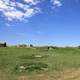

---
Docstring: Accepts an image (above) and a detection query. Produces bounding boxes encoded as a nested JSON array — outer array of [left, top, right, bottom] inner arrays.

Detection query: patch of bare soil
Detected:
[[15, 68, 80, 80], [57, 68, 80, 80], [17, 76, 29, 80]]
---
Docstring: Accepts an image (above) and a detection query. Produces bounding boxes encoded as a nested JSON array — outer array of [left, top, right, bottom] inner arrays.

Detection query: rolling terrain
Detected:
[[0, 47, 80, 80]]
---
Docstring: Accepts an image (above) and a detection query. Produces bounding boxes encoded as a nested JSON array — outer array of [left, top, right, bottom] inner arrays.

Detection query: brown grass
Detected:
[[16, 68, 80, 80]]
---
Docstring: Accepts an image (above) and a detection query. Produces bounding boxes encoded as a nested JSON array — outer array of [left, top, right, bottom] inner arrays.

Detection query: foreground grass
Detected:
[[0, 47, 80, 80]]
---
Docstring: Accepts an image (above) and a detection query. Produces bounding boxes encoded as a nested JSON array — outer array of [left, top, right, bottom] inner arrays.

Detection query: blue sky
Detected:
[[0, 0, 80, 46]]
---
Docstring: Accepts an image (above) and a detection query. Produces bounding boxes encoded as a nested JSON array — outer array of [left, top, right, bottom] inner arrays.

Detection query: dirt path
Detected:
[[62, 68, 80, 80], [1, 68, 80, 80], [17, 68, 80, 80]]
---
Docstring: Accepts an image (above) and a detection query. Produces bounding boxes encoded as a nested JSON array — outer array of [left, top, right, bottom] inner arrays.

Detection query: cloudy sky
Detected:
[[0, 0, 80, 46]]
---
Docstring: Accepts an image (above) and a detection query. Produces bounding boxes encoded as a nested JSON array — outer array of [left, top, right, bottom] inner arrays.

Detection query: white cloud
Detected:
[[51, 0, 62, 7], [0, 0, 40, 21], [24, 0, 40, 5], [0, 0, 62, 21]]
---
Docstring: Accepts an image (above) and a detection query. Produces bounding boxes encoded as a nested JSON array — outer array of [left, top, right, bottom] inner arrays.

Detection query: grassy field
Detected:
[[0, 47, 80, 80]]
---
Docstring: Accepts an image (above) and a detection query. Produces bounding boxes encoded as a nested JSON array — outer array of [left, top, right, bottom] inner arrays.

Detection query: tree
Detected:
[[4, 42, 7, 47]]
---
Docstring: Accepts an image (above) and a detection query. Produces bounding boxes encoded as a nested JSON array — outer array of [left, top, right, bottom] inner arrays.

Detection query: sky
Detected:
[[0, 0, 80, 46]]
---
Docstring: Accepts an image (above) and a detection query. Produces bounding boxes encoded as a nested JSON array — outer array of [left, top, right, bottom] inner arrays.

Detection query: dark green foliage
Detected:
[[78, 46, 80, 49], [15, 62, 48, 72], [4, 42, 7, 47], [30, 44, 33, 47], [0, 42, 7, 47]]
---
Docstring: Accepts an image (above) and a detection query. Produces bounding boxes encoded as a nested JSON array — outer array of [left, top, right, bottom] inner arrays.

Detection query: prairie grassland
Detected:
[[0, 47, 80, 80]]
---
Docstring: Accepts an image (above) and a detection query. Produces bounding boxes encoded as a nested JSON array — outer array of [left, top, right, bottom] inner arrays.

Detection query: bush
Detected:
[[78, 46, 80, 49], [15, 62, 48, 73]]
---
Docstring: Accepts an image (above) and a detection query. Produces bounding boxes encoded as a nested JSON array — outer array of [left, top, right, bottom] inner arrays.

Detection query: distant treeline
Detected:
[[0, 42, 7, 47], [0, 42, 80, 49]]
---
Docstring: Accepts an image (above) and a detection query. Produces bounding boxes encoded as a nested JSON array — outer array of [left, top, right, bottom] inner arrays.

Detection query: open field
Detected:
[[0, 47, 80, 80]]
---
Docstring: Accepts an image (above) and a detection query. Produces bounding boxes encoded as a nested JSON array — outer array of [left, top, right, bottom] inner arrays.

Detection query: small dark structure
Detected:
[[0, 42, 7, 47]]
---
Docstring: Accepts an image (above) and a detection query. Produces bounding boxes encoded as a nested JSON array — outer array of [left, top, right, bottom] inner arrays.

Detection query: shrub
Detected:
[[78, 46, 80, 49], [15, 62, 48, 73]]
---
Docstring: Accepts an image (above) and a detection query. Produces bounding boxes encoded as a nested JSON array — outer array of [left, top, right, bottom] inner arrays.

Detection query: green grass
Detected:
[[0, 47, 80, 80]]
